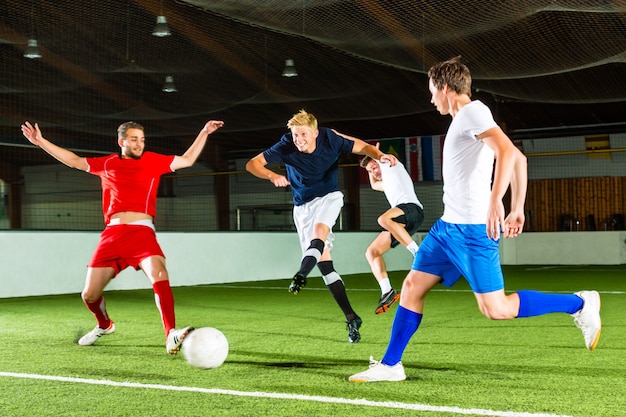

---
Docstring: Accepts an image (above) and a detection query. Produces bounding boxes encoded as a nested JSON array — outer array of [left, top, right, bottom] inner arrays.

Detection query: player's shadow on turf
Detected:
[[227, 350, 386, 368]]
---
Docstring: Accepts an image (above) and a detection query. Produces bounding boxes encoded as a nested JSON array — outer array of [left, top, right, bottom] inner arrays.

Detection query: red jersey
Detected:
[[86, 152, 175, 224]]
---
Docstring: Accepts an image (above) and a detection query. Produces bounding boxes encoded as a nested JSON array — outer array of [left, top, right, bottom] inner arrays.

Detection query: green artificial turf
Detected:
[[1, 265, 624, 416]]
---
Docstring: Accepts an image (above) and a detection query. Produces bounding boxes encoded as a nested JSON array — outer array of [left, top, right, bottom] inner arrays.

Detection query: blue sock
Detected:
[[381, 305, 422, 366], [517, 290, 583, 317]]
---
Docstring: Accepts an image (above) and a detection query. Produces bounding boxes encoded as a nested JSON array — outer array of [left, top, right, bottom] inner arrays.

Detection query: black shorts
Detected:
[[388, 203, 424, 248]]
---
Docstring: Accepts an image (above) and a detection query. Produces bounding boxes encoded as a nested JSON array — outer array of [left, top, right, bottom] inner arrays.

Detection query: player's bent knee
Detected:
[[365, 247, 381, 261], [401, 275, 425, 298], [377, 216, 392, 229], [81, 291, 99, 304]]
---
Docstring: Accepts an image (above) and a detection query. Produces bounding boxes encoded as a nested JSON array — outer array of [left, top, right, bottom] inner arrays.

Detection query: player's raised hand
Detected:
[[21, 121, 44, 146], [202, 120, 224, 135]]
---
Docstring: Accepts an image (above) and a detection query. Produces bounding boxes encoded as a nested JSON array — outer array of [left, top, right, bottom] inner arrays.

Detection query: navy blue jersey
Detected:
[[263, 127, 355, 206]]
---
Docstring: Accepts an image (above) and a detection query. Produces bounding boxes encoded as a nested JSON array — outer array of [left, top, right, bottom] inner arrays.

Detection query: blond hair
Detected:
[[286, 109, 318, 131]]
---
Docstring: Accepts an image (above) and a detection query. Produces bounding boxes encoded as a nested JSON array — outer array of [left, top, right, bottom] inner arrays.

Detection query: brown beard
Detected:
[[123, 149, 143, 159]]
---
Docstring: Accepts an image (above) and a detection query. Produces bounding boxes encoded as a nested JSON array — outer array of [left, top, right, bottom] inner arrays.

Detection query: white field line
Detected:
[[0, 371, 575, 417]]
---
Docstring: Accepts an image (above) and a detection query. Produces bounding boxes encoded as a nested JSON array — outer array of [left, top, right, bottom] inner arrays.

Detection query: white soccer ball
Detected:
[[182, 327, 229, 369]]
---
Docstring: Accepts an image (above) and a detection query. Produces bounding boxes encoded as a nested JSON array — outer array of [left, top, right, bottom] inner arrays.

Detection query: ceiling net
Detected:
[[1, 0, 625, 162]]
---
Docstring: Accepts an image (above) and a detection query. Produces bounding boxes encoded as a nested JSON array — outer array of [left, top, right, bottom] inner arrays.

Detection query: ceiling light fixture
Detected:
[[24, 4, 41, 59], [152, 15, 171, 37], [282, 0, 304, 78], [282, 59, 298, 77], [162, 75, 177, 92], [24, 39, 41, 59]]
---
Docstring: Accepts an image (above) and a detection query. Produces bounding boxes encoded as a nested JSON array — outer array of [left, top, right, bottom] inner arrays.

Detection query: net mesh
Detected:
[[1, 0, 625, 232], [1, 0, 625, 155]]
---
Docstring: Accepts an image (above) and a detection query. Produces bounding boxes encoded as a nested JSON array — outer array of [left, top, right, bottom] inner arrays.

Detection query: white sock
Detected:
[[379, 277, 392, 294], [406, 241, 419, 256]]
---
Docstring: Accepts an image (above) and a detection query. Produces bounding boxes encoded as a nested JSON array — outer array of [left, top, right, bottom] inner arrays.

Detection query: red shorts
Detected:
[[88, 224, 165, 275]]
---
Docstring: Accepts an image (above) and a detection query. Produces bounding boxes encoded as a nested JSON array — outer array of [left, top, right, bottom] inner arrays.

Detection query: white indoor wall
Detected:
[[0, 231, 416, 298], [2, 230, 625, 299]]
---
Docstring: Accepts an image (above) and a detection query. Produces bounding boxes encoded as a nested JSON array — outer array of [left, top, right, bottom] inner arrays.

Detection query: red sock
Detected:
[[153, 280, 176, 337], [84, 296, 112, 329]]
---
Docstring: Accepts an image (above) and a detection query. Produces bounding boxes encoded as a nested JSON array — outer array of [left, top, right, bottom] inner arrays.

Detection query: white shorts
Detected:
[[293, 191, 344, 253]]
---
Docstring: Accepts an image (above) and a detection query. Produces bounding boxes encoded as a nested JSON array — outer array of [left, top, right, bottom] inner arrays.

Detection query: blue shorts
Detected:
[[412, 219, 503, 294]]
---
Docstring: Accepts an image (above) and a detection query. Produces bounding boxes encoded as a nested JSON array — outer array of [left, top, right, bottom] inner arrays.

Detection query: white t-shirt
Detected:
[[379, 162, 422, 209], [441, 100, 498, 224]]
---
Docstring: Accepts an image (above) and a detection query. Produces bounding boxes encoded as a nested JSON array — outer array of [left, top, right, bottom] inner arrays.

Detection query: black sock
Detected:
[[296, 238, 324, 277], [319, 260, 357, 321]]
